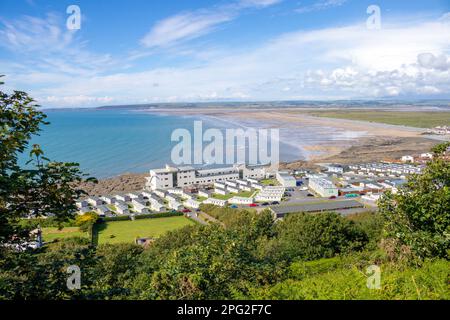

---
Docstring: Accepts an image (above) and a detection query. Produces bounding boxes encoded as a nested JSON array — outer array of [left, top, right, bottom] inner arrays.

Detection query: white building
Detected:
[[198, 190, 212, 198], [168, 200, 183, 211], [95, 205, 111, 217], [184, 198, 201, 209], [276, 172, 297, 187], [132, 199, 150, 214], [115, 201, 130, 215], [325, 164, 345, 174], [76, 200, 88, 208], [77, 207, 91, 215], [203, 198, 227, 207], [401, 155, 414, 163], [115, 194, 131, 202], [215, 188, 228, 196], [151, 202, 165, 212], [153, 189, 167, 198], [228, 197, 254, 205], [145, 164, 270, 190], [255, 186, 285, 202], [100, 196, 115, 204], [214, 182, 226, 189], [420, 153, 433, 160], [227, 186, 239, 194], [87, 197, 103, 206], [308, 178, 338, 197]]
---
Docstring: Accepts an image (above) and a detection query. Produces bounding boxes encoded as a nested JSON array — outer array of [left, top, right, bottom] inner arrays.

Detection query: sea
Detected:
[[17, 102, 450, 178], [20, 108, 310, 178]]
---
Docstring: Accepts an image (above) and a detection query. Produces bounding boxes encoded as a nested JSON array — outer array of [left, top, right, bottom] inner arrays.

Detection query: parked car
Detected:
[[307, 193, 314, 197], [248, 203, 258, 207], [261, 202, 270, 206], [329, 196, 337, 199], [271, 201, 280, 205], [230, 205, 238, 209], [181, 209, 191, 213]]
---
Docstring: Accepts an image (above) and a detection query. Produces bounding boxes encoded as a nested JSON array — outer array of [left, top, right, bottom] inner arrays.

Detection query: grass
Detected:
[[212, 190, 255, 200], [95, 216, 194, 244], [42, 227, 87, 242], [309, 110, 450, 128], [260, 178, 279, 186]]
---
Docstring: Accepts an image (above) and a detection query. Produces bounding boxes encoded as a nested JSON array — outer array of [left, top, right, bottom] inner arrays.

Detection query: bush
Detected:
[[270, 212, 368, 261]]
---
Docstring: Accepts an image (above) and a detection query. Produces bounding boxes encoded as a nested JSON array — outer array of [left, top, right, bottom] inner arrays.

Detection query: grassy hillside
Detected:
[[309, 110, 450, 128]]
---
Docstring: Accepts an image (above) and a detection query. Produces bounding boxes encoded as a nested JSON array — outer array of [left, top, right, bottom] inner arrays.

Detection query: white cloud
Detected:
[[296, 0, 348, 14], [140, 0, 282, 49]]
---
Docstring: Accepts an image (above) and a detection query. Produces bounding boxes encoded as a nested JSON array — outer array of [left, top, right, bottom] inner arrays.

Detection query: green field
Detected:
[[43, 216, 194, 244], [212, 190, 255, 200], [309, 110, 450, 128], [96, 216, 194, 244], [42, 227, 87, 241]]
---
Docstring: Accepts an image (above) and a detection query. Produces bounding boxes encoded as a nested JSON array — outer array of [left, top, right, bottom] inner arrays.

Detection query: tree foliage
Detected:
[[0, 80, 96, 244], [378, 142, 450, 259]]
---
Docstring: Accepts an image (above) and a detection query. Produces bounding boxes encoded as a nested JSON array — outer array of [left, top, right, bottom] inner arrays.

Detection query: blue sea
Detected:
[[21, 109, 306, 178]]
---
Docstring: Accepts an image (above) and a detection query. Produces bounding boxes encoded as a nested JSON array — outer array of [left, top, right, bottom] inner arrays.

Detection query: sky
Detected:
[[0, 0, 449, 107]]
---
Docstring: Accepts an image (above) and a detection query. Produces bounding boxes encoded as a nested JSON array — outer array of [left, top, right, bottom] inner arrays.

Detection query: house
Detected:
[[95, 205, 112, 217], [255, 186, 285, 202], [276, 171, 297, 187], [115, 201, 130, 215], [127, 193, 144, 200], [198, 190, 212, 198], [215, 188, 228, 196], [420, 153, 433, 160], [132, 199, 150, 214], [168, 200, 183, 211], [228, 197, 254, 205], [227, 186, 239, 194], [77, 207, 91, 215], [100, 196, 115, 204], [308, 178, 338, 197], [87, 196, 103, 206], [214, 182, 226, 189], [203, 198, 227, 207], [76, 200, 88, 208], [325, 164, 345, 174], [225, 181, 238, 188], [184, 198, 201, 209], [151, 202, 165, 212], [238, 184, 252, 192], [115, 194, 131, 202], [153, 189, 167, 198], [401, 155, 414, 163]]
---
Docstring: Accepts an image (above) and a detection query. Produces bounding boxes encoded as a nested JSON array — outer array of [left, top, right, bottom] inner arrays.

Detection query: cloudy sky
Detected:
[[1, 0, 449, 107]]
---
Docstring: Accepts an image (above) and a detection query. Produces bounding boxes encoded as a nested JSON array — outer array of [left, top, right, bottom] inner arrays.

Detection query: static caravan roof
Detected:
[[270, 200, 363, 218]]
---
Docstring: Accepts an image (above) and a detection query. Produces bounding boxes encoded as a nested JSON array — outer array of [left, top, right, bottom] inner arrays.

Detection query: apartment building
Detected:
[[145, 164, 269, 190]]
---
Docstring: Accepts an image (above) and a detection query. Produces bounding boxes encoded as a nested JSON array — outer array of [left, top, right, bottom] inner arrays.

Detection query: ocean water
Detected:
[[20, 109, 304, 178]]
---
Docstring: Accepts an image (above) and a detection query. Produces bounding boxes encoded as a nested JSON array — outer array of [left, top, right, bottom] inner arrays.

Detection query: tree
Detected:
[[0, 78, 96, 245], [270, 212, 368, 261], [75, 212, 99, 244], [378, 142, 450, 260]]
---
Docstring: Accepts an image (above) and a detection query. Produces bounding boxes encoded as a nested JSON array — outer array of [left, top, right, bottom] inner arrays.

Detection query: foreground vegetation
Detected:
[[309, 110, 450, 128]]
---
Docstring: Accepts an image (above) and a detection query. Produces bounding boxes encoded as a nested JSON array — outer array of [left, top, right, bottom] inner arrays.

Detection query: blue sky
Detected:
[[1, 0, 449, 107]]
